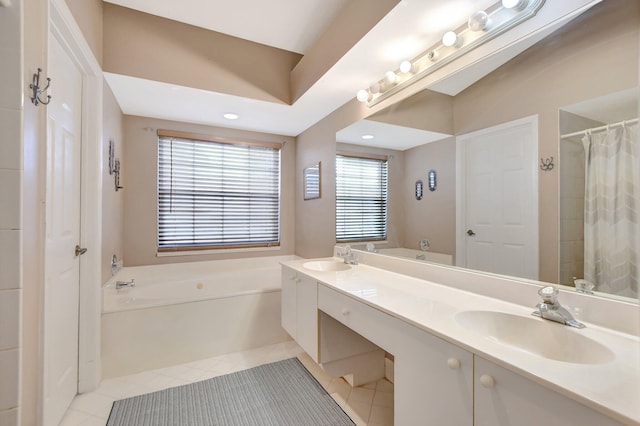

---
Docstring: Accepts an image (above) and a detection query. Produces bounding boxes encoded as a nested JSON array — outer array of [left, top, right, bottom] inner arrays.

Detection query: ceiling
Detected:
[[103, 0, 502, 137], [102, 0, 597, 139], [103, 0, 349, 55], [336, 120, 451, 151]]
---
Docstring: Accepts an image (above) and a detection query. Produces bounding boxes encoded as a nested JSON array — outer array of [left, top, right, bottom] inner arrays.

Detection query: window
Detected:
[[157, 130, 281, 251], [335, 152, 388, 242]]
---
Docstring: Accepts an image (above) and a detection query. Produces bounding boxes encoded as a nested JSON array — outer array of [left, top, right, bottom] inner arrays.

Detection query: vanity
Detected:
[[281, 250, 640, 426]]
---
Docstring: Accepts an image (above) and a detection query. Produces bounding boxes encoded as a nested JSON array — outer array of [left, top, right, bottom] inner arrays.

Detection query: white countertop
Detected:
[[281, 258, 640, 426]]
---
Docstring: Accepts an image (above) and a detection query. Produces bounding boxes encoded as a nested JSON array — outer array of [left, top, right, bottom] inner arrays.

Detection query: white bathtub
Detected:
[[101, 255, 299, 378], [377, 247, 453, 265]]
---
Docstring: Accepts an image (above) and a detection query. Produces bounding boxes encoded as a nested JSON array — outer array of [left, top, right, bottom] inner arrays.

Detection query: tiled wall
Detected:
[[0, 0, 23, 424]]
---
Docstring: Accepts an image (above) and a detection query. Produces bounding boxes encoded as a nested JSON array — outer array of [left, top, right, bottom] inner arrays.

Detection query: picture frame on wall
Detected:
[[303, 161, 321, 200]]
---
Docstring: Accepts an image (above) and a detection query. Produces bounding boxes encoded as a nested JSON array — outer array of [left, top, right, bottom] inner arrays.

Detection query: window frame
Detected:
[[156, 129, 282, 253]]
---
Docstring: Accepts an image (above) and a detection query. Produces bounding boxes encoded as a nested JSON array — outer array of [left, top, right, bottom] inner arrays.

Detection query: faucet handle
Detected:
[[538, 286, 558, 304]]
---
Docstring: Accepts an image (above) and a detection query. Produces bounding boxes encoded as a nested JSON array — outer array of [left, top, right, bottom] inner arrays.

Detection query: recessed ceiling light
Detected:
[[362, 134, 375, 140], [223, 113, 239, 120]]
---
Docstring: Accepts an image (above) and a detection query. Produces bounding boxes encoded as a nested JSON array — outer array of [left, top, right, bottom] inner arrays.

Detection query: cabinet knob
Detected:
[[480, 374, 495, 388], [341, 308, 350, 316], [447, 358, 461, 370]]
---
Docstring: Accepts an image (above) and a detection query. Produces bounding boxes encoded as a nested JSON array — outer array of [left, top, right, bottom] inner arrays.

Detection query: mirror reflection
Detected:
[[336, 1, 639, 301]]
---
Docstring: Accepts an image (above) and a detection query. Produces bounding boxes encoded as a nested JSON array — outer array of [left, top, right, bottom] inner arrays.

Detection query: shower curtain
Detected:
[[582, 123, 639, 298]]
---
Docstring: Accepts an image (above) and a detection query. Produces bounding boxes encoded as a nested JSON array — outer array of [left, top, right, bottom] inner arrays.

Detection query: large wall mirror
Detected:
[[335, 0, 639, 302]]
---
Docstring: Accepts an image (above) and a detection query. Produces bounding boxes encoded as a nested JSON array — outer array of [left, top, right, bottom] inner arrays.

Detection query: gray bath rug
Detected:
[[106, 357, 355, 426]]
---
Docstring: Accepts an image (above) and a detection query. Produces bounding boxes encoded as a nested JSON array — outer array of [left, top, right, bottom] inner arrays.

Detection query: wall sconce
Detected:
[[356, 0, 544, 107], [30, 68, 51, 106], [109, 139, 123, 191]]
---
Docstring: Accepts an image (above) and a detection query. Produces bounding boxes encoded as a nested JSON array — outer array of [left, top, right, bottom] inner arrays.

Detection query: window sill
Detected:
[[157, 245, 282, 258]]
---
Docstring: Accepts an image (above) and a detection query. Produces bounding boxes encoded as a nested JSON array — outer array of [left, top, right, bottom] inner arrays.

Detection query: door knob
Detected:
[[75, 245, 88, 256], [467, 229, 476, 236]]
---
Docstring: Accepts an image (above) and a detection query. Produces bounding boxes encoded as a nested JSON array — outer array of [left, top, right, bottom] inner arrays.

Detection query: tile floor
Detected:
[[59, 341, 394, 426]]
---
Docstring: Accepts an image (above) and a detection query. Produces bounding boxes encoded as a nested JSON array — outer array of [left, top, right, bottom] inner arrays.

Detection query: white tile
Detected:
[[0, 109, 22, 170], [69, 393, 114, 419], [0, 407, 18, 426], [0, 170, 20, 230], [0, 290, 20, 350], [0, 49, 22, 110], [0, 349, 19, 411], [58, 409, 93, 426], [0, 230, 20, 290]]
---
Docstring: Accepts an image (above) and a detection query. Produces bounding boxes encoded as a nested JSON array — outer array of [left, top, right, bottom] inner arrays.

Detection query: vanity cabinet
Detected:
[[281, 266, 318, 361], [474, 356, 624, 426], [318, 284, 473, 425]]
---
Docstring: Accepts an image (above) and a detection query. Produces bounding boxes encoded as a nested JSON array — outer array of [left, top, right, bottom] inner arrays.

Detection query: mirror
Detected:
[[335, 1, 639, 302]]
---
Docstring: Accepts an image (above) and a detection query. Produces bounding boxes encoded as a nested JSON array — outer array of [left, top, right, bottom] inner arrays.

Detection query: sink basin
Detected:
[[303, 260, 351, 272], [456, 310, 615, 365]]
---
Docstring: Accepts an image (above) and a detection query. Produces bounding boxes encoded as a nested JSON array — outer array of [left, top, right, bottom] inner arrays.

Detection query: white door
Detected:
[[456, 116, 538, 280], [43, 34, 83, 426]]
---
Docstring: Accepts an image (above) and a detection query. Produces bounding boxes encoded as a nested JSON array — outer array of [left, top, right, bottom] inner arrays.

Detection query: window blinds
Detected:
[[335, 154, 388, 242], [158, 135, 281, 251]]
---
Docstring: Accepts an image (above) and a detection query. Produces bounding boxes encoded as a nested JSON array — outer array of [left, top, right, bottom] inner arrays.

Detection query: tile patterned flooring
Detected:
[[60, 341, 394, 426]]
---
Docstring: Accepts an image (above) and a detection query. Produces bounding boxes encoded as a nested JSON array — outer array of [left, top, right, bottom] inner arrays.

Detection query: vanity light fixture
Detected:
[[468, 10, 491, 31], [356, 0, 544, 106], [357, 89, 371, 102], [223, 113, 240, 120], [442, 31, 460, 47], [400, 60, 416, 74], [384, 71, 398, 85], [502, 0, 528, 10]]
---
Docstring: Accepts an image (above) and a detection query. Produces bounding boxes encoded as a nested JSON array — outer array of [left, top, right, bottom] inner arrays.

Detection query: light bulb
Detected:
[[369, 82, 381, 94], [356, 89, 370, 103], [442, 31, 459, 47], [502, 0, 527, 10], [385, 71, 398, 85], [399, 60, 415, 74], [468, 10, 490, 31]]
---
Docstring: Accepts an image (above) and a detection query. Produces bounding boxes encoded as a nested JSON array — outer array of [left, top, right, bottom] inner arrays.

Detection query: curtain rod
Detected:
[[560, 118, 638, 139]]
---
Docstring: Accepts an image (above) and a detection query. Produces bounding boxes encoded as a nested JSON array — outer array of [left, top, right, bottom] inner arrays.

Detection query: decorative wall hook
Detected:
[[114, 159, 123, 191], [30, 68, 51, 106], [108, 139, 115, 175], [540, 157, 554, 171]]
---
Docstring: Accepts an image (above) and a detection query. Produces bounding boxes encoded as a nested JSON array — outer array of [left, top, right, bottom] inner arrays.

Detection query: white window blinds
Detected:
[[335, 153, 388, 242], [158, 132, 281, 251]]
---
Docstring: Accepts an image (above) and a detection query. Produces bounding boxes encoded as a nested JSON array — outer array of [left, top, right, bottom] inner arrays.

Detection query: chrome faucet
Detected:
[[115, 279, 135, 290], [338, 245, 358, 265], [532, 286, 585, 328]]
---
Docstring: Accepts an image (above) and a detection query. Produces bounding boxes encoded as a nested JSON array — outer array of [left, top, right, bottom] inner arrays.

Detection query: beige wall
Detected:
[[401, 138, 456, 256], [103, 4, 301, 104], [122, 116, 296, 266], [295, 99, 371, 258], [453, 0, 639, 282], [102, 82, 125, 283], [64, 0, 103, 65]]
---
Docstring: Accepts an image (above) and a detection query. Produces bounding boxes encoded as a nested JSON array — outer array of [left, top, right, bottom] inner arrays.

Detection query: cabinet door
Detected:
[[280, 266, 297, 339], [296, 274, 319, 361], [474, 356, 624, 426], [395, 331, 473, 426]]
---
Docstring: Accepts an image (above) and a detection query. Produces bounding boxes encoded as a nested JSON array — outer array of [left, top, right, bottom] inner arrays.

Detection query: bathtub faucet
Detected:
[[116, 279, 135, 290]]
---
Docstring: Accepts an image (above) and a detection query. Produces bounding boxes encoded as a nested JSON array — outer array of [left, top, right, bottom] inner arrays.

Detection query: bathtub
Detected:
[[377, 247, 453, 265], [101, 255, 299, 378]]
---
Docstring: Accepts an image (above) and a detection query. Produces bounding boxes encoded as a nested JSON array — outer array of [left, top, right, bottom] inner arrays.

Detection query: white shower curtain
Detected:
[[582, 123, 638, 298]]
